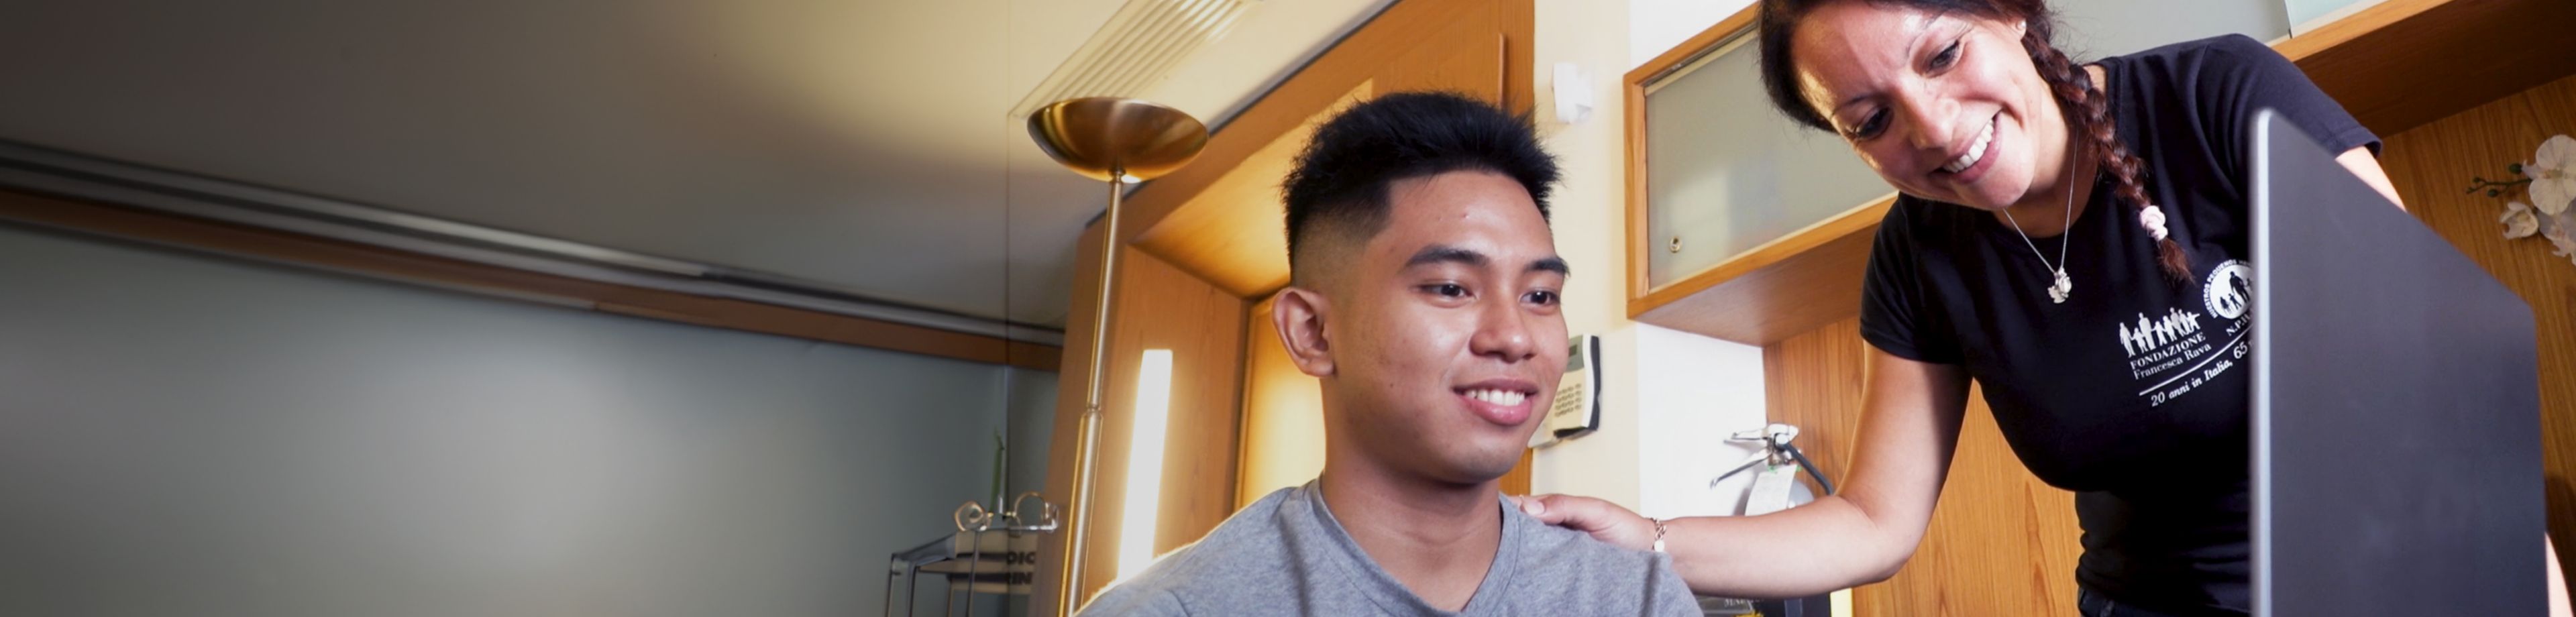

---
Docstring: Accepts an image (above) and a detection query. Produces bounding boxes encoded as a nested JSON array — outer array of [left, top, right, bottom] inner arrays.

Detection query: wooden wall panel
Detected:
[[1034, 226, 1248, 612], [1126, 0, 1534, 296], [1765, 319, 2083, 616], [2378, 72, 2576, 567], [1235, 296, 1326, 508], [1142, 83, 1371, 298]]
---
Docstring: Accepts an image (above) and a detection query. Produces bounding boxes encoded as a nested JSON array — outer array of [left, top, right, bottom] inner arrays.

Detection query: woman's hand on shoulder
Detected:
[[1510, 494, 1658, 551]]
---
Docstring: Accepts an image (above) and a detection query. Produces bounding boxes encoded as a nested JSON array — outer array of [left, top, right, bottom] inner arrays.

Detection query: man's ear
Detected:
[[1271, 286, 1335, 378]]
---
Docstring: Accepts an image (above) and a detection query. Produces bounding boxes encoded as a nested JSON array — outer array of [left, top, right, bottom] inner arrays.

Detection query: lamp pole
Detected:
[[1024, 98, 1205, 617]]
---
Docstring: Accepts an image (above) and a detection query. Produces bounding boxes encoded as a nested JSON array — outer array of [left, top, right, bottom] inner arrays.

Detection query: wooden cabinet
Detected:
[[1635, 23, 1887, 294]]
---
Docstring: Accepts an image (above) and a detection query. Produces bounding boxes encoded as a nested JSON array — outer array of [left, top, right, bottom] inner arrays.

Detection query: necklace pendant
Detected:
[[2047, 269, 2074, 304]]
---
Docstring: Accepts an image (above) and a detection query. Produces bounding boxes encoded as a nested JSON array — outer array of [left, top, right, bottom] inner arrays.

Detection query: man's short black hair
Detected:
[[1281, 91, 1560, 284]]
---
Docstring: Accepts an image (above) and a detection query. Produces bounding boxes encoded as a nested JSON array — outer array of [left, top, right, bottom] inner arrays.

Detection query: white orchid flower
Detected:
[[2546, 213, 2576, 261], [2531, 134, 2576, 215], [2503, 201, 2541, 239]]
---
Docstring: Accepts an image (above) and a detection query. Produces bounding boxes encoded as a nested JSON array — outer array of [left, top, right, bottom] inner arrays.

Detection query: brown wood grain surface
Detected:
[[2278, 0, 2576, 135]]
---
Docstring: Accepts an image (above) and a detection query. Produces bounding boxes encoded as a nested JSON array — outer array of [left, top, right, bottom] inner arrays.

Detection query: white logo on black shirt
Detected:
[[2204, 260, 2253, 320], [2118, 308, 2204, 358], [2114, 260, 2256, 407]]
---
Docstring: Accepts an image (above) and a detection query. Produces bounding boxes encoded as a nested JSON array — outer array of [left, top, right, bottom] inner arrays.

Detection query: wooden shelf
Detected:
[[2280, 0, 2576, 135], [1630, 197, 1891, 345], [1629, 0, 2576, 346]]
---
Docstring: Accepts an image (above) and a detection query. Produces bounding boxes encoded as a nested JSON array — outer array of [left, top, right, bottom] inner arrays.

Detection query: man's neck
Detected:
[[1316, 460, 1505, 612]]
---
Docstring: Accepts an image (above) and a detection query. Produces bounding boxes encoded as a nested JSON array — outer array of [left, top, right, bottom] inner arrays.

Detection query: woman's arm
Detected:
[[1517, 349, 1973, 597], [2335, 146, 2406, 211], [2549, 535, 2569, 617]]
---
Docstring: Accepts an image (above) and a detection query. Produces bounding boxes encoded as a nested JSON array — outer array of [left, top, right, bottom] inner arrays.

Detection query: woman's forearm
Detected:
[[1661, 494, 1919, 598]]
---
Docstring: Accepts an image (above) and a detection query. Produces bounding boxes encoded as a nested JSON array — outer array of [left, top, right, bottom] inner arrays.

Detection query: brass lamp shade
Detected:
[[1026, 97, 1208, 182]]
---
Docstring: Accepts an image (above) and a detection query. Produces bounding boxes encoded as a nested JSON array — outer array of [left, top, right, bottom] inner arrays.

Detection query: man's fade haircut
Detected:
[[1280, 91, 1560, 285]]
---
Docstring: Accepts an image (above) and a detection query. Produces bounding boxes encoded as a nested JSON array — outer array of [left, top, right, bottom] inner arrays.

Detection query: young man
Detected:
[[1077, 92, 1698, 616]]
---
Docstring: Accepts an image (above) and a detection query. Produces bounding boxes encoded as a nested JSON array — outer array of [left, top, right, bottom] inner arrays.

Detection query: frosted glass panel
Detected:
[[2282, 0, 2371, 30], [2053, 0, 2290, 57], [1643, 37, 1887, 288]]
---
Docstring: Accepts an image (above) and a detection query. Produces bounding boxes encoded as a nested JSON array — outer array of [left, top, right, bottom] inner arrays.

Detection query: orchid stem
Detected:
[[2466, 177, 2533, 195]]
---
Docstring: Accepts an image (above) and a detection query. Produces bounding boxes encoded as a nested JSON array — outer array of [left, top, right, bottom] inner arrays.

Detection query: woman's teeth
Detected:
[[1942, 118, 1996, 174], [1465, 388, 1527, 406]]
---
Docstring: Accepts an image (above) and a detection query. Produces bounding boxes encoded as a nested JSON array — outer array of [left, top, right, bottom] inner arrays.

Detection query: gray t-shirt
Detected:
[[1078, 482, 1699, 616]]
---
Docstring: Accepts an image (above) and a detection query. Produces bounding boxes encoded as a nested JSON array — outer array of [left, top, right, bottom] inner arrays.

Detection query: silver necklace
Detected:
[[2000, 168, 2078, 304]]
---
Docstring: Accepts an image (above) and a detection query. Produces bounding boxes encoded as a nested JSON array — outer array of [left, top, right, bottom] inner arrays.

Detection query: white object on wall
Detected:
[[1532, 334, 1605, 448], [1633, 323, 1768, 520], [1552, 62, 1595, 124]]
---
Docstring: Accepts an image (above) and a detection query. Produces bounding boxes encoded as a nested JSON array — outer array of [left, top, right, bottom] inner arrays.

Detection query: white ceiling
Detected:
[[0, 0, 1393, 328]]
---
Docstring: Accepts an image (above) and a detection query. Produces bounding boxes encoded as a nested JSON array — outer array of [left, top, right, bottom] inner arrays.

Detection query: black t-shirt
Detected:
[[1858, 35, 2377, 616]]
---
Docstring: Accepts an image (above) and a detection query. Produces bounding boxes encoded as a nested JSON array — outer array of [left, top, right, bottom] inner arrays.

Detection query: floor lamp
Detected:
[[1026, 97, 1207, 616]]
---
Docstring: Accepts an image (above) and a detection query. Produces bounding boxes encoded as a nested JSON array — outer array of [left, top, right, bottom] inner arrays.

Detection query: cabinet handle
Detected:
[[1668, 236, 1682, 254]]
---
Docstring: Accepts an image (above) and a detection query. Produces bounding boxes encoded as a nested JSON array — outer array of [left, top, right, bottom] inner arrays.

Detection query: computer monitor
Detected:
[[2249, 109, 2548, 615]]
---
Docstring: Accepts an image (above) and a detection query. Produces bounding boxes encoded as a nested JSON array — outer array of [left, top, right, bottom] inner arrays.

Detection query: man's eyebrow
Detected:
[[1402, 245, 1570, 277], [1530, 256, 1570, 277], [1403, 245, 1489, 270]]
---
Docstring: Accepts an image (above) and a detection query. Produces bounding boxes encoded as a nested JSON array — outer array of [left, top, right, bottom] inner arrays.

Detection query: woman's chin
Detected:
[[1925, 191, 2012, 211]]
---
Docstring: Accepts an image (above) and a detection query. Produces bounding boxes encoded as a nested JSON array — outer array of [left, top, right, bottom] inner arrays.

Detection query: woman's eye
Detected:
[[1930, 40, 1961, 70], [1852, 110, 1890, 139]]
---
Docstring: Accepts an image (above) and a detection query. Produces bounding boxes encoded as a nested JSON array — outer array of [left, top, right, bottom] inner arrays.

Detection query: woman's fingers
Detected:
[[1513, 494, 1566, 523], [1517, 494, 1655, 551]]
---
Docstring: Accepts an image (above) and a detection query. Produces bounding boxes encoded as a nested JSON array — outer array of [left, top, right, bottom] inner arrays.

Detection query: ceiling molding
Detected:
[[0, 185, 1063, 372], [0, 140, 1063, 347]]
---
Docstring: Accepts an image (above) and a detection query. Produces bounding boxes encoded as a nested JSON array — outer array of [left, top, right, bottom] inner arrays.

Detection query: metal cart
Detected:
[[885, 492, 1059, 617]]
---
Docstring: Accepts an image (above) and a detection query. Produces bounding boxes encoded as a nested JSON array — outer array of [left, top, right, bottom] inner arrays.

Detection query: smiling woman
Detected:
[[1760, 0, 2196, 282]]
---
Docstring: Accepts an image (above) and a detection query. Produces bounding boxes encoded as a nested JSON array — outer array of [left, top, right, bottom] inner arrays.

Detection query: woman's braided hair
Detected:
[[1755, 0, 2192, 281]]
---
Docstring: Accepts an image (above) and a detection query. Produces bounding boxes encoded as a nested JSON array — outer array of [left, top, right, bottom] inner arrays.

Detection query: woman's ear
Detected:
[[1271, 286, 1335, 378]]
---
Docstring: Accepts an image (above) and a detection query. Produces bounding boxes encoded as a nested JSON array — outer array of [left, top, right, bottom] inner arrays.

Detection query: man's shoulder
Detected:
[[1511, 511, 1664, 571], [1501, 506, 1702, 616], [1077, 487, 1307, 615]]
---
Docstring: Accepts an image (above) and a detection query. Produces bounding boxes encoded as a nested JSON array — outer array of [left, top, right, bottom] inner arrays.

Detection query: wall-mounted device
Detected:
[[1531, 335, 1603, 448]]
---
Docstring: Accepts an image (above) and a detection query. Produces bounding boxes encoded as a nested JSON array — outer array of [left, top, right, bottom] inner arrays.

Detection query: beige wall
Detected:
[[1526, 0, 1771, 516]]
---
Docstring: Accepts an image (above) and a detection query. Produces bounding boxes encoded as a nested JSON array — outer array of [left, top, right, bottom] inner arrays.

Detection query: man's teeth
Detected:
[[1943, 119, 1996, 174], [1465, 388, 1527, 406]]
